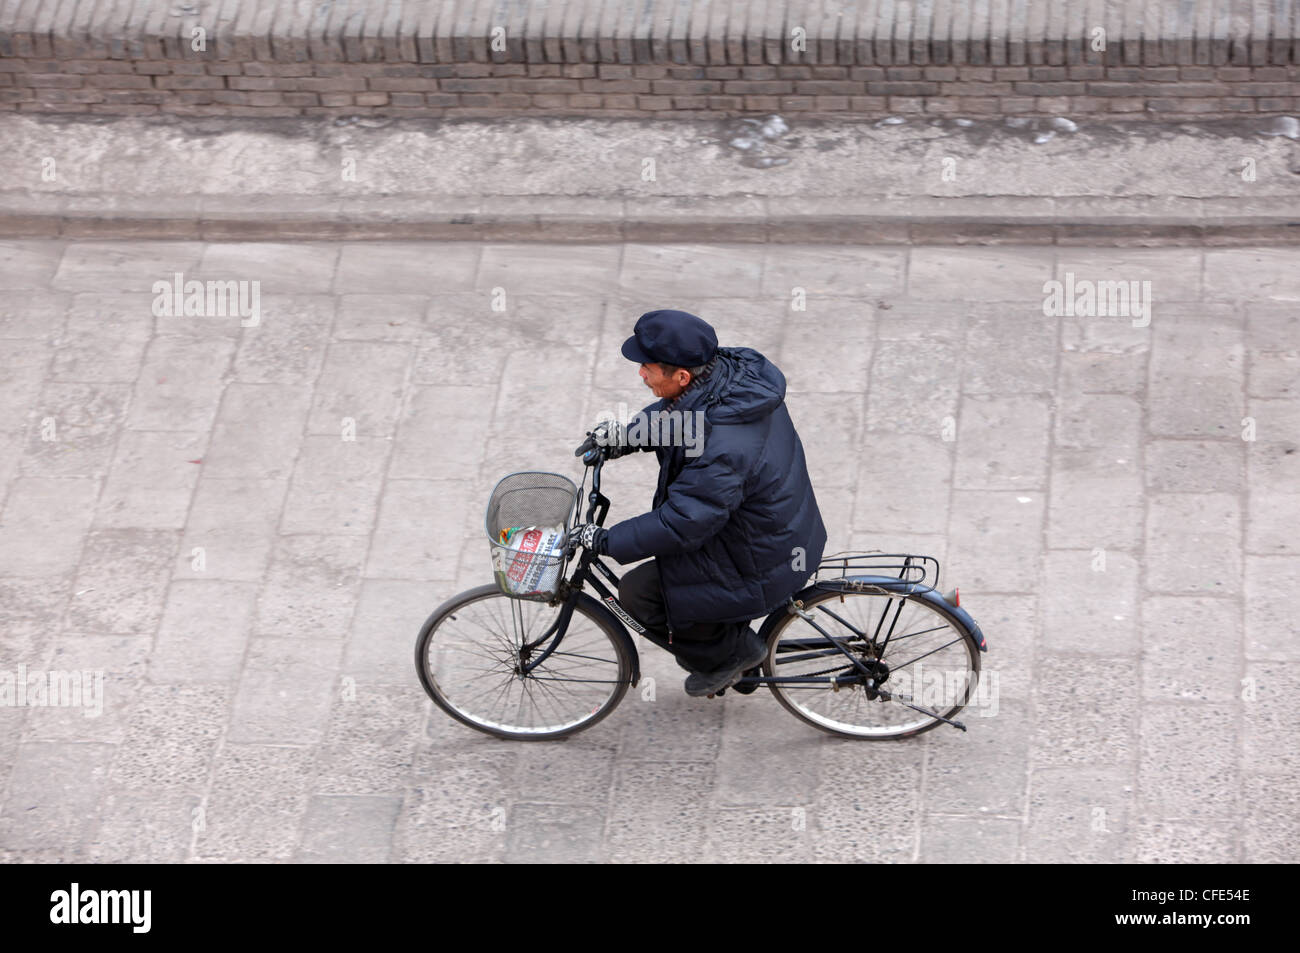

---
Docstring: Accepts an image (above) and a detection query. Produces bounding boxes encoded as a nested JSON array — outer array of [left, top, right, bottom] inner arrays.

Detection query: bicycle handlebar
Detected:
[[574, 428, 613, 468], [574, 432, 600, 464], [571, 431, 611, 539]]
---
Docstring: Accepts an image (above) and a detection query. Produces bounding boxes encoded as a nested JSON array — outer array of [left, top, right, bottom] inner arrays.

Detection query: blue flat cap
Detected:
[[620, 309, 718, 367]]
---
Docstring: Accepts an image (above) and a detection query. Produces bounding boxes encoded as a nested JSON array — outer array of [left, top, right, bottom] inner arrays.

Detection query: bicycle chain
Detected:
[[798, 647, 881, 681]]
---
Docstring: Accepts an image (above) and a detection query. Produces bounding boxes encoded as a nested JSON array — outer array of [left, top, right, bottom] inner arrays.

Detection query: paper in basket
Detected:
[[493, 524, 566, 597]]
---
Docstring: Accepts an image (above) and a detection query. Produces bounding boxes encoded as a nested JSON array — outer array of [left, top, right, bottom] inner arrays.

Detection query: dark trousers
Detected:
[[617, 560, 754, 673]]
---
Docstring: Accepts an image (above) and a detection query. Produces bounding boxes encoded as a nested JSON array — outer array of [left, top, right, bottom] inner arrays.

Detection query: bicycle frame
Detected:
[[515, 454, 975, 697]]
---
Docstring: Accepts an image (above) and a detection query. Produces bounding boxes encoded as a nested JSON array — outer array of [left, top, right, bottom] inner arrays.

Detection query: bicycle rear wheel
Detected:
[[415, 584, 633, 741], [761, 585, 982, 739]]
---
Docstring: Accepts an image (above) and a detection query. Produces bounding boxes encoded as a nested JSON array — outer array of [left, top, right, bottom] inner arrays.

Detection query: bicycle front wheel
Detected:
[[415, 584, 633, 741], [762, 585, 982, 739]]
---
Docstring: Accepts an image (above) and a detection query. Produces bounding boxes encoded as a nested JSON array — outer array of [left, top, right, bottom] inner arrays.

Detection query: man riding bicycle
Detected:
[[567, 309, 828, 698]]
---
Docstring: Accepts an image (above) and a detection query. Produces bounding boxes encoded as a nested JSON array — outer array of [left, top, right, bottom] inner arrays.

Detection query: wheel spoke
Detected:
[[886, 635, 965, 671]]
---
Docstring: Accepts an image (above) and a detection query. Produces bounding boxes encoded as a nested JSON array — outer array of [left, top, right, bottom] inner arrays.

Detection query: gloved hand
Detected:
[[567, 523, 608, 554], [591, 420, 638, 459]]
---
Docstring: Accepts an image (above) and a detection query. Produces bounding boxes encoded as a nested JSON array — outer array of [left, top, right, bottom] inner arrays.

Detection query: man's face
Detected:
[[639, 362, 690, 399]]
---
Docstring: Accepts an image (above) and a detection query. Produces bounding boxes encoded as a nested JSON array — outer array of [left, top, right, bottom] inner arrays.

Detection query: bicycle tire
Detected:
[[759, 585, 982, 740], [415, 584, 634, 741]]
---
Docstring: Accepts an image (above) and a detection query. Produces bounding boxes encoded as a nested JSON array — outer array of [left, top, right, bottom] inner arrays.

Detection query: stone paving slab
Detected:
[[0, 239, 1297, 863]]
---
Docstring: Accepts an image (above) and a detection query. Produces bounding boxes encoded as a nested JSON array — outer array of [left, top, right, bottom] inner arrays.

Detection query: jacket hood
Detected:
[[679, 346, 786, 424]]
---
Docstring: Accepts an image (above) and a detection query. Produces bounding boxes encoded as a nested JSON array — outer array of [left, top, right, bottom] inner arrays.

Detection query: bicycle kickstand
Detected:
[[876, 688, 967, 731]]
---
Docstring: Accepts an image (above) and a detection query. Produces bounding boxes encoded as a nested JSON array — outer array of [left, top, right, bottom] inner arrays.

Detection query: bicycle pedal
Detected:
[[707, 688, 727, 698]]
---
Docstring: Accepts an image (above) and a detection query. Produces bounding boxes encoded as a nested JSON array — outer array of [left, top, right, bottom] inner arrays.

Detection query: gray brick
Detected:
[[1145, 493, 1242, 594], [150, 580, 258, 684], [203, 382, 310, 480], [1042, 549, 1140, 655], [344, 579, 447, 686], [67, 529, 175, 634], [281, 436, 389, 535], [365, 478, 469, 580], [1243, 774, 1299, 861], [1139, 701, 1241, 819], [49, 294, 147, 383], [924, 697, 1029, 813], [866, 336, 961, 435], [227, 638, 343, 745], [947, 489, 1045, 592], [853, 433, 951, 533], [1245, 555, 1300, 660], [953, 396, 1050, 490], [1058, 313, 1149, 396], [314, 684, 426, 794], [962, 309, 1056, 395], [605, 762, 715, 862], [1145, 439, 1244, 492], [1142, 595, 1241, 701], [392, 747, 512, 861], [0, 742, 114, 852], [1242, 661, 1300, 777], [922, 815, 1020, 862], [334, 242, 478, 294], [296, 795, 400, 863], [196, 744, 314, 860], [90, 787, 200, 863], [1055, 394, 1140, 453], [21, 381, 129, 478], [814, 741, 920, 863], [176, 477, 286, 582], [0, 477, 98, 577], [1136, 820, 1239, 863], [1034, 655, 1139, 765], [253, 533, 366, 638], [1242, 397, 1300, 494], [52, 241, 201, 292], [1247, 490, 1300, 556], [126, 336, 234, 432], [231, 294, 333, 385], [95, 431, 205, 530], [307, 342, 409, 438], [1148, 310, 1244, 437]]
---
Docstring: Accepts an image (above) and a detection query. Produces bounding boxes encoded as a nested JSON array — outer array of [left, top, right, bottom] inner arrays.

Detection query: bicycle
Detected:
[[414, 431, 990, 741]]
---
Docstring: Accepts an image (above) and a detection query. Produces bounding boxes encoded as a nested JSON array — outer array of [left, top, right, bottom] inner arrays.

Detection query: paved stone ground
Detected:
[[0, 239, 1296, 863]]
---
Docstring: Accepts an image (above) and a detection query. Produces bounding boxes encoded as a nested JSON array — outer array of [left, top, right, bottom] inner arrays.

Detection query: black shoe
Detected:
[[730, 628, 767, 694], [730, 665, 762, 695], [683, 630, 768, 698]]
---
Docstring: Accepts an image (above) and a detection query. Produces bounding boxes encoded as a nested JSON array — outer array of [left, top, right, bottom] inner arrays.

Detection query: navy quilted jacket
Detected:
[[603, 346, 827, 631]]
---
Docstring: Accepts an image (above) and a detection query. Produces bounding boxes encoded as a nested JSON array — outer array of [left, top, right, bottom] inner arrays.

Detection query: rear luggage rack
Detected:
[[811, 551, 941, 596]]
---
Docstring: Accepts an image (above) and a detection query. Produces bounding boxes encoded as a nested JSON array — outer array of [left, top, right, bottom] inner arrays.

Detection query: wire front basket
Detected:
[[485, 471, 579, 602], [812, 551, 941, 594]]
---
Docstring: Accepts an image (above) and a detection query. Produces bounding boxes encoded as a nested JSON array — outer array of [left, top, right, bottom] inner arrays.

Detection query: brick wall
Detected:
[[1, 1, 1298, 121]]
